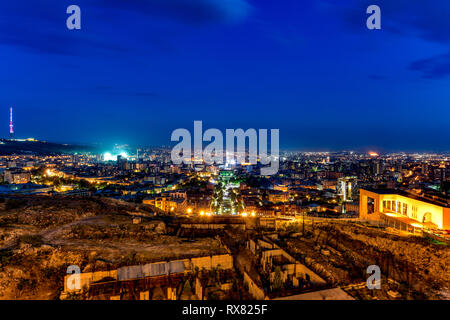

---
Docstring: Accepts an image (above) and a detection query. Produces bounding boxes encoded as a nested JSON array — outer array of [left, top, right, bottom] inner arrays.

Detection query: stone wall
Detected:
[[63, 270, 117, 294], [243, 271, 267, 300], [62, 254, 233, 296], [190, 254, 233, 271]]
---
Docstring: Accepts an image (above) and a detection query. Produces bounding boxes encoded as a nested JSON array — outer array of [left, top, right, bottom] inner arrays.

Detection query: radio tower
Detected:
[[9, 107, 14, 140]]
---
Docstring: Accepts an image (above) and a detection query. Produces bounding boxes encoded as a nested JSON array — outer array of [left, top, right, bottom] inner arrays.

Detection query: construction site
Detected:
[[0, 196, 448, 300]]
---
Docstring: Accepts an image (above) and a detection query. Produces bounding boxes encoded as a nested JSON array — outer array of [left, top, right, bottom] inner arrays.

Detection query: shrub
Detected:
[[0, 250, 13, 266], [17, 278, 37, 291]]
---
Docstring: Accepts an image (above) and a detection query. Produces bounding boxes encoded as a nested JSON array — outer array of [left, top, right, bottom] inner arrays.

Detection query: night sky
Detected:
[[1, 0, 449, 151]]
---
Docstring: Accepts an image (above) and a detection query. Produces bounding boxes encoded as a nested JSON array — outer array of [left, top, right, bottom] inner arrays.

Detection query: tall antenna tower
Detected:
[[9, 107, 14, 139]]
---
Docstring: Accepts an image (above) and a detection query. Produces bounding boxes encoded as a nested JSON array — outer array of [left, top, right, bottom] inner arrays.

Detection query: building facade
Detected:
[[360, 188, 450, 232]]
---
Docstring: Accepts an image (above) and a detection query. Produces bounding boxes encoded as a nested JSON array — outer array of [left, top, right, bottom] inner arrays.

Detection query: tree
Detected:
[[272, 266, 283, 291], [183, 279, 192, 293]]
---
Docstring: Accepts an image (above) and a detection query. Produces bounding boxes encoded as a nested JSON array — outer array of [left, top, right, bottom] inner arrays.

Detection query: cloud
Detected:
[[96, 0, 252, 24], [409, 52, 450, 79], [0, 0, 251, 56], [322, 0, 450, 45], [0, 26, 127, 56], [91, 86, 159, 98], [0, 2, 129, 56], [318, 0, 450, 79]]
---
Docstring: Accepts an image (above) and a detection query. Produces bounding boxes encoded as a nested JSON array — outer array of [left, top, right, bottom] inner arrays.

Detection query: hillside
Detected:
[[0, 196, 225, 299], [0, 139, 96, 155]]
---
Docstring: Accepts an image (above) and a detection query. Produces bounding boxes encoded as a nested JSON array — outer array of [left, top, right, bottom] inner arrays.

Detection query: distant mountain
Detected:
[[0, 139, 97, 155]]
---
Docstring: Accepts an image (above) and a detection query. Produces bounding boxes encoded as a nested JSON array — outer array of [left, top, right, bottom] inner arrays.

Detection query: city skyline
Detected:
[[3, 111, 450, 154]]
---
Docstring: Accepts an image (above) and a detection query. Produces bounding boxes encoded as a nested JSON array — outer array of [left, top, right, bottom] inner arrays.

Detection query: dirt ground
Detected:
[[0, 196, 226, 300], [278, 219, 449, 300]]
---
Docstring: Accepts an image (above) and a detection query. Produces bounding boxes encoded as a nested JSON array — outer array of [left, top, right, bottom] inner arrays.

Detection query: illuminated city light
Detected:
[[384, 213, 398, 217], [103, 152, 115, 161], [103, 152, 128, 161]]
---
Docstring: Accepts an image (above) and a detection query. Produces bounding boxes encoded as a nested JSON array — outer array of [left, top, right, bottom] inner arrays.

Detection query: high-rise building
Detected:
[[440, 163, 447, 182], [374, 160, 384, 175], [337, 176, 357, 202], [117, 155, 128, 170], [422, 162, 429, 175]]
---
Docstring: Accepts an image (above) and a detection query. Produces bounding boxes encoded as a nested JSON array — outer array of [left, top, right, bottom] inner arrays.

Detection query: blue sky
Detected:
[[0, 0, 449, 151]]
